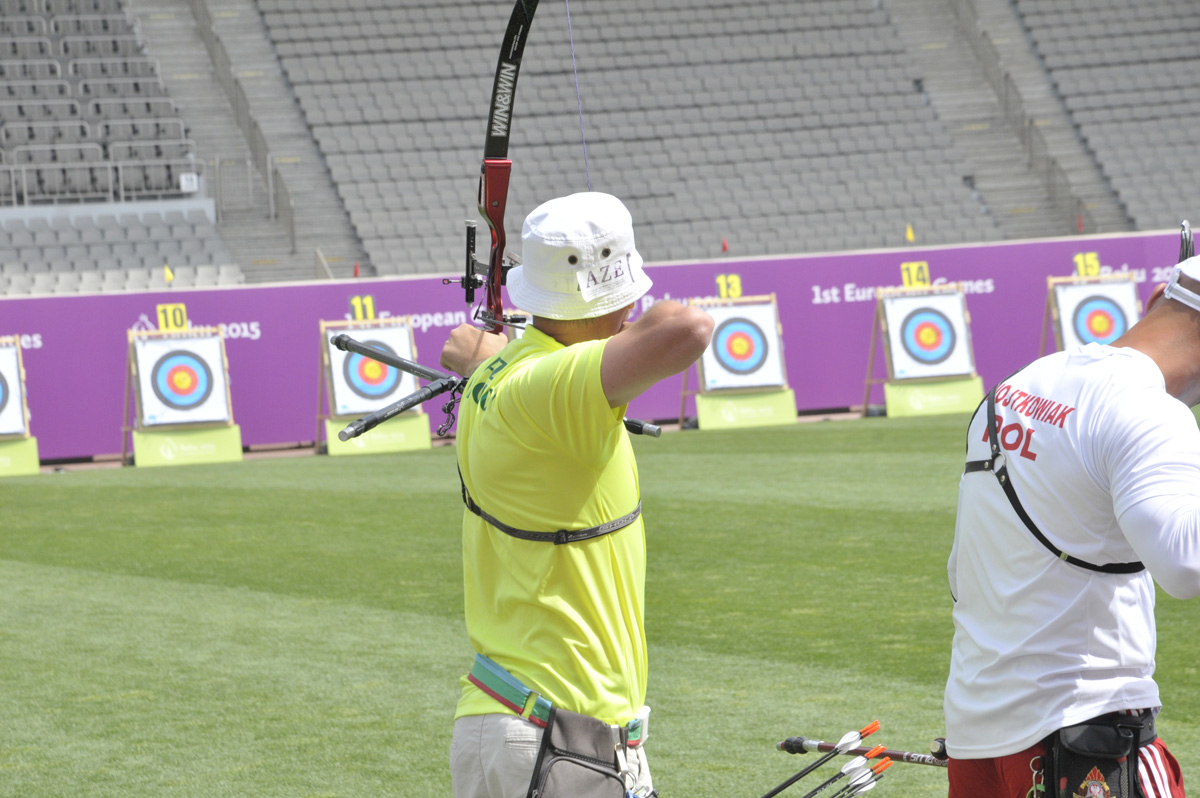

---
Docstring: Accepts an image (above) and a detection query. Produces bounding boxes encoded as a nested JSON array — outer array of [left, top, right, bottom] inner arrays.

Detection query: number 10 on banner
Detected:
[[157, 303, 188, 331]]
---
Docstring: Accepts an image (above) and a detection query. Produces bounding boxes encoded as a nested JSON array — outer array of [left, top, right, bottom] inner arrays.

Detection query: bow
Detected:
[[447, 0, 540, 334], [443, 0, 660, 437], [335, 0, 554, 442]]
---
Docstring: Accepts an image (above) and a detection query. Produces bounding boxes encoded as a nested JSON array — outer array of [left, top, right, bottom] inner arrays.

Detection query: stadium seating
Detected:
[[1013, 0, 1200, 230], [0, 0, 202, 205], [259, 0, 1001, 273], [0, 0, 245, 294], [0, 207, 244, 294], [4, 0, 1195, 293]]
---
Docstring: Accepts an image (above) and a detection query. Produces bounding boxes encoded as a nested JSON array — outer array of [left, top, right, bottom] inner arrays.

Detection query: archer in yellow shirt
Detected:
[[440, 192, 713, 798]]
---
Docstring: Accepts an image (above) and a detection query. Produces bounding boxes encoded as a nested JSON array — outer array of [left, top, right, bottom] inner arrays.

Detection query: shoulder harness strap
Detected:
[[460, 469, 641, 545], [964, 383, 1144, 574]]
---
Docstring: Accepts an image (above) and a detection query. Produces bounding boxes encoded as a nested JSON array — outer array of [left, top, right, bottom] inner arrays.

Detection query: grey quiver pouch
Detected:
[[1044, 712, 1154, 798], [526, 706, 627, 798]]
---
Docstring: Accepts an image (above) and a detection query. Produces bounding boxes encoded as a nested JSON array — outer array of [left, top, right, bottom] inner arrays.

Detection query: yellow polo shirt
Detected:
[[453, 326, 647, 725]]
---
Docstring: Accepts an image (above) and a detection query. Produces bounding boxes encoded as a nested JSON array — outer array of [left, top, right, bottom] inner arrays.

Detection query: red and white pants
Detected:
[[948, 738, 1185, 798]]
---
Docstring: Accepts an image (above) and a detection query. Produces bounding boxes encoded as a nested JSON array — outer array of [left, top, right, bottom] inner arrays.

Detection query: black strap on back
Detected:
[[964, 385, 1144, 574], [460, 469, 641, 545]]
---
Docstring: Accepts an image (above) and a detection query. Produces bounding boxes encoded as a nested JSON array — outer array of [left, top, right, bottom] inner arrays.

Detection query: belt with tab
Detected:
[[467, 653, 647, 746]]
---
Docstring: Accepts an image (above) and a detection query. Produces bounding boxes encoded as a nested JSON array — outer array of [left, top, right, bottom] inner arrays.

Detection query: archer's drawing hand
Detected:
[[440, 324, 508, 376]]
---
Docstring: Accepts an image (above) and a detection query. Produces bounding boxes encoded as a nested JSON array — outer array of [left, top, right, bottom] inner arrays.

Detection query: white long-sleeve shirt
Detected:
[[945, 344, 1200, 759]]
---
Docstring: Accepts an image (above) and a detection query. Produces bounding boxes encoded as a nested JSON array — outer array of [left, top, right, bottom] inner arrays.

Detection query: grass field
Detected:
[[1, 414, 1196, 797]]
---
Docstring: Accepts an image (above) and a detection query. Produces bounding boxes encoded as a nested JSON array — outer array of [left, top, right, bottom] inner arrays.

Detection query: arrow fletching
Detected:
[[834, 730, 861, 753]]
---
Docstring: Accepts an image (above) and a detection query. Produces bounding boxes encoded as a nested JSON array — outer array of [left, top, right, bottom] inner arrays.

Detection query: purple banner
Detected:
[[0, 230, 1178, 461]]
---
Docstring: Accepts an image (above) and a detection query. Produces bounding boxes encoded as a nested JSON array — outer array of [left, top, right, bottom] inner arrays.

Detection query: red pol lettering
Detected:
[[982, 415, 1038, 461]]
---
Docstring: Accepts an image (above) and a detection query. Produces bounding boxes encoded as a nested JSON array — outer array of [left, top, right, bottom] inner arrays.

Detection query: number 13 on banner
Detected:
[[156, 303, 188, 331], [715, 274, 742, 299]]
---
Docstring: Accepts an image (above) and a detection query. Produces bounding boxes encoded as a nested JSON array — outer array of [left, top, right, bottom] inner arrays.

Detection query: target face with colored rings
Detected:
[[0, 370, 7, 417], [1072, 295, 1127, 345], [713, 317, 768, 374], [151, 350, 214, 410], [343, 340, 401, 399], [900, 308, 956, 364]]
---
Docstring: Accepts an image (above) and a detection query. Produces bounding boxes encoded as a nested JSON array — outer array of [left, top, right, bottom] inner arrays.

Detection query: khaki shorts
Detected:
[[450, 713, 653, 798]]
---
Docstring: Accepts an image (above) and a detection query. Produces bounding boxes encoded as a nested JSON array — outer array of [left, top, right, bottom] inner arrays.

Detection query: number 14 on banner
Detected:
[[900, 261, 930, 288]]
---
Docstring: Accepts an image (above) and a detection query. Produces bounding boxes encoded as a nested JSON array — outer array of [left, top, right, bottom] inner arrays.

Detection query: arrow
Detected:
[[830, 759, 894, 798], [797, 748, 887, 798], [777, 734, 947, 768], [758, 721, 881, 798]]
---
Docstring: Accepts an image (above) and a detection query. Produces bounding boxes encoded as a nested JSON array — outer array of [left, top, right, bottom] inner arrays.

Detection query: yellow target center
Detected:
[[363, 362, 383, 380], [730, 338, 751, 356], [172, 372, 194, 391], [918, 327, 939, 346]]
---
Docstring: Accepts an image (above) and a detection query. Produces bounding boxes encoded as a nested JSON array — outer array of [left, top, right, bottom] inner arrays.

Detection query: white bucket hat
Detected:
[[507, 192, 652, 320], [1164, 254, 1200, 313]]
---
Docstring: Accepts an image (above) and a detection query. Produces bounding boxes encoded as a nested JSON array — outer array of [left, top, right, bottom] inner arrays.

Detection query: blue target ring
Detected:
[[1072, 295, 1126, 345], [151, 350, 214, 410], [713, 317, 768, 375], [343, 340, 401, 399], [900, 308, 956, 364]]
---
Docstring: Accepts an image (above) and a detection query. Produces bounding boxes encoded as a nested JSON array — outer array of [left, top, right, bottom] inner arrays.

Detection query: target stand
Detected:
[[1040, 274, 1140, 356], [682, 295, 796, 430], [317, 319, 431, 456], [0, 335, 39, 476], [123, 327, 243, 468], [863, 285, 983, 418]]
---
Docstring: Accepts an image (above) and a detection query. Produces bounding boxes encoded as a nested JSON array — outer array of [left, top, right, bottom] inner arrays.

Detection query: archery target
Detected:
[[343, 340, 401, 399], [0, 343, 28, 437], [151, 350, 214, 410], [1053, 281, 1139, 349], [134, 335, 231, 426], [882, 291, 975, 380], [900, 308, 956, 365], [325, 321, 418, 417], [714, 318, 769, 374], [698, 301, 786, 392]]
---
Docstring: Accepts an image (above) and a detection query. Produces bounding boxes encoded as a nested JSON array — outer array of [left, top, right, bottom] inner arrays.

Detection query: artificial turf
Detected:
[[1, 414, 1195, 797]]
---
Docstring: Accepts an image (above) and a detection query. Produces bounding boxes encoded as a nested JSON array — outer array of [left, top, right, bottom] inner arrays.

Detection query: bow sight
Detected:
[[443, 221, 528, 332]]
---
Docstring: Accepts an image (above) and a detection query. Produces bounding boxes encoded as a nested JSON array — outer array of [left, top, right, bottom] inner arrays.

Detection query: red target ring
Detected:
[[724, 331, 756, 362], [913, 321, 943, 352]]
